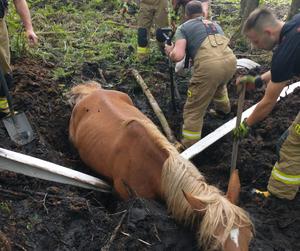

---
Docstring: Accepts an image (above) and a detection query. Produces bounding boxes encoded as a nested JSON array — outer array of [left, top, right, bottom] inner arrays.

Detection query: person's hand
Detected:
[[236, 75, 256, 92], [236, 75, 265, 92], [233, 119, 250, 140], [164, 43, 174, 57], [25, 29, 38, 46]]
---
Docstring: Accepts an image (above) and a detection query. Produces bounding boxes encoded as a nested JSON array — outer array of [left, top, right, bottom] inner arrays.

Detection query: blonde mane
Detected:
[[161, 154, 254, 250], [128, 118, 253, 250]]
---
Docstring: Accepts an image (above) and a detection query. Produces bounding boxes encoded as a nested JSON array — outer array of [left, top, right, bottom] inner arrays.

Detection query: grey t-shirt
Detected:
[[174, 17, 224, 60]]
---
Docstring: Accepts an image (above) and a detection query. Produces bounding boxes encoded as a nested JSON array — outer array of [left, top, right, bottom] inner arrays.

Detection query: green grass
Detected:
[[7, 0, 137, 80], [5, 0, 293, 80]]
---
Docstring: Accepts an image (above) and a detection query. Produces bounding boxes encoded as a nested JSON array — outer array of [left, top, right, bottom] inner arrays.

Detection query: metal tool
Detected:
[[230, 58, 261, 174], [0, 68, 34, 145], [156, 27, 181, 111], [230, 84, 246, 174]]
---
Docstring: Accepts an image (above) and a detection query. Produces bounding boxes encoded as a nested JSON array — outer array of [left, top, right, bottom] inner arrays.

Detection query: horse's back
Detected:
[[69, 89, 168, 199]]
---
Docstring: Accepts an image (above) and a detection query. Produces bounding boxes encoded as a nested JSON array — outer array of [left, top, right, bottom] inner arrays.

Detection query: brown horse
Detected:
[[68, 81, 254, 251]]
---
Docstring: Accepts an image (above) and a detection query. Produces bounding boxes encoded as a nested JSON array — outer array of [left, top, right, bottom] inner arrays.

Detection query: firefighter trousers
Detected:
[[137, 0, 168, 53], [181, 35, 236, 148], [0, 17, 10, 75], [268, 111, 300, 200]]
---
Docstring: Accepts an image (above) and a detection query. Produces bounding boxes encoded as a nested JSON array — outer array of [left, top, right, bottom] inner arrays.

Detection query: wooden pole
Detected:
[[131, 69, 180, 146], [230, 85, 246, 174]]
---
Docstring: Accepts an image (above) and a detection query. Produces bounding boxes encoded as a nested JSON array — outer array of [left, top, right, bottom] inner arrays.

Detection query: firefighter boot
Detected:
[[137, 27, 150, 62]]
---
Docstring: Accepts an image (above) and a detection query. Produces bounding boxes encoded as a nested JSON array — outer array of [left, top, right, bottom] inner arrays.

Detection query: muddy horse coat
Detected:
[[69, 82, 253, 251]]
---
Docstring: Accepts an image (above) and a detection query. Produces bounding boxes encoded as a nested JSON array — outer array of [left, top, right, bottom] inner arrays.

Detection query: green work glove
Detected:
[[233, 119, 250, 139], [237, 75, 255, 92], [238, 75, 265, 91]]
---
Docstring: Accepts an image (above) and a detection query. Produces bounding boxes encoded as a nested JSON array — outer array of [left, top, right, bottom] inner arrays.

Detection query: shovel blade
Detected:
[[2, 112, 35, 145]]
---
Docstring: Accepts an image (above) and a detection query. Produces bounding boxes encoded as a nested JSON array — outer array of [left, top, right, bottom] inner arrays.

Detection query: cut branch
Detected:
[[131, 69, 180, 145]]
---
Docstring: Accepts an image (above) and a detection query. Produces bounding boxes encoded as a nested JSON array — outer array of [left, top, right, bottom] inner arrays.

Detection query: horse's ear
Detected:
[[182, 190, 206, 215], [226, 169, 241, 205]]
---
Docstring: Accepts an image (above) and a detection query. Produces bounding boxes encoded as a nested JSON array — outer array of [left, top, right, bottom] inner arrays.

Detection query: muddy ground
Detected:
[[0, 53, 299, 251], [0, 3, 300, 251]]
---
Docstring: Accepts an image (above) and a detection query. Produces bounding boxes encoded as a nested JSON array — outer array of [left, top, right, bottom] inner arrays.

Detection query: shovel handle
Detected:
[[230, 84, 246, 174], [0, 68, 15, 115]]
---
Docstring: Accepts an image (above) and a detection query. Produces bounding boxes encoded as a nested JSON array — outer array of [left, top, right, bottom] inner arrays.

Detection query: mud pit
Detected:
[[0, 56, 299, 251]]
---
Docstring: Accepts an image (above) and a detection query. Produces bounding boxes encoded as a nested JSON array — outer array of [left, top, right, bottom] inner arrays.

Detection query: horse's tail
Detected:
[[67, 81, 102, 106]]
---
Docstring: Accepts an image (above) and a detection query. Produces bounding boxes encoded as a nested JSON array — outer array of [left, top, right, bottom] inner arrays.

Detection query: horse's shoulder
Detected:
[[123, 119, 149, 137]]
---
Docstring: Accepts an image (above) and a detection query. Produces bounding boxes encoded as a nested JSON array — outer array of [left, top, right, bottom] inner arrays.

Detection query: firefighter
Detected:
[[172, 0, 210, 22], [165, 0, 236, 148], [0, 0, 38, 118], [136, 0, 169, 61], [234, 8, 300, 200]]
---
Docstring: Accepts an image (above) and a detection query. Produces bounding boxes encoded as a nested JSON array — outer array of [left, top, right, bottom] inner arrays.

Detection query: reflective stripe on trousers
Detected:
[[271, 166, 300, 185], [137, 46, 150, 54], [182, 129, 201, 140], [213, 93, 229, 103], [0, 97, 8, 111]]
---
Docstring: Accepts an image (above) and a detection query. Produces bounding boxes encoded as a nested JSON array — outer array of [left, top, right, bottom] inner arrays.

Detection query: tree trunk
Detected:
[[288, 0, 300, 20], [230, 0, 259, 45], [240, 0, 259, 22]]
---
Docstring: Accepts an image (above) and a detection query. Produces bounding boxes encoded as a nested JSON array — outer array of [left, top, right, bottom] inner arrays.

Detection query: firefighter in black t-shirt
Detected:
[[233, 8, 300, 200]]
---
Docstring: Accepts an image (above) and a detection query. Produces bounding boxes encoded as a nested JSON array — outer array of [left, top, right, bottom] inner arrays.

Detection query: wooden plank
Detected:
[[0, 147, 111, 192]]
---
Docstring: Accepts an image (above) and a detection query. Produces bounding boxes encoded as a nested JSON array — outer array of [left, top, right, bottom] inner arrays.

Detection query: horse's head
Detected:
[[68, 81, 102, 107], [183, 170, 254, 251]]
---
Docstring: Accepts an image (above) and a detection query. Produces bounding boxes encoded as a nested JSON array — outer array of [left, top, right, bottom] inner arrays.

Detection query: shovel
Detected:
[[230, 58, 260, 174], [0, 69, 34, 146], [230, 84, 246, 174]]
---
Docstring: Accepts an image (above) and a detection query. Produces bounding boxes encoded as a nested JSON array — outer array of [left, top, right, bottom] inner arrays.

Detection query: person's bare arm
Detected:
[[261, 70, 271, 83], [165, 39, 186, 62], [13, 0, 38, 45], [201, 0, 209, 19], [246, 80, 287, 126]]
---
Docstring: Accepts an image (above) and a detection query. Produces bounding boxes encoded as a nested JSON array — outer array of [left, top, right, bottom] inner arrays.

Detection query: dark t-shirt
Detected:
[[271, 14, 300, 82], [175, 17, 224, 60]]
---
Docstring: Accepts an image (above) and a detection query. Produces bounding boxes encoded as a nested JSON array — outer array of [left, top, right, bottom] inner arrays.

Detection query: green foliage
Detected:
[[0, 202, 11, 215]]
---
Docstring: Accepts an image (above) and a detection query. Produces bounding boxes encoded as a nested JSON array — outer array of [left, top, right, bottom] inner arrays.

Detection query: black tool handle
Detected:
[[163, 34, 177, 111], [0, 68, 15, 115]]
